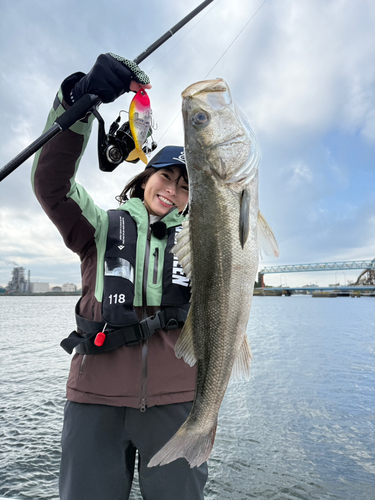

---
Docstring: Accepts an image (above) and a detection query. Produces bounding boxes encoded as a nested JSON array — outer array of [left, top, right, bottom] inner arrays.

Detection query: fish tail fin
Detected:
[[148, 420, 217, 469], [126, 148, 148, 164]]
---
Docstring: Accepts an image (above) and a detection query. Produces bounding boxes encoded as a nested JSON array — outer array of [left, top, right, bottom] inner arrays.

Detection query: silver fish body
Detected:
[[149, 79, 278, 469]]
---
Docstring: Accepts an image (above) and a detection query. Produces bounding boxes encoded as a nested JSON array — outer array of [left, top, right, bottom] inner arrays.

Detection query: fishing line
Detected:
[[145, 1, 221, 76], [156, 0, 268, 146], [203, 0, 267, 79]]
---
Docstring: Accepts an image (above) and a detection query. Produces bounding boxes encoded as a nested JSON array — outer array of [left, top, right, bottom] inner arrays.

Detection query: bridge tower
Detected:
[[354, 266, 375, 286]]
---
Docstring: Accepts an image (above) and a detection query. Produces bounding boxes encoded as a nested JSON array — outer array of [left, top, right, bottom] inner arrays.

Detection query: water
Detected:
[[1, 295, 374, 499]]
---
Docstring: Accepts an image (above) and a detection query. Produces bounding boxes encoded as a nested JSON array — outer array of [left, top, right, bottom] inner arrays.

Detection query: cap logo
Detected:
[[172, 150, 186, 164]]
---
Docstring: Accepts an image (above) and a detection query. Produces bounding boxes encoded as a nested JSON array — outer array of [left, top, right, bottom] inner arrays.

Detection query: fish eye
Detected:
[[192, 111, 210, 127]]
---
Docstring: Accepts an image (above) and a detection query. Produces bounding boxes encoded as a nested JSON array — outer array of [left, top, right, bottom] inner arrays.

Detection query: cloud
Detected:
[[0, 0, 375, 288], [287, 161, 313, 186]]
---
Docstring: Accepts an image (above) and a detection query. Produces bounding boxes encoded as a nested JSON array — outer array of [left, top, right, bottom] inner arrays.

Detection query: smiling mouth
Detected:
[[158, 195, 174, 207]]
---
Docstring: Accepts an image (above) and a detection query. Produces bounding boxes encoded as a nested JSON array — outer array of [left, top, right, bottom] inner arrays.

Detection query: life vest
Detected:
[[61, 207, 190, 354], [102, 209, 190, 326]]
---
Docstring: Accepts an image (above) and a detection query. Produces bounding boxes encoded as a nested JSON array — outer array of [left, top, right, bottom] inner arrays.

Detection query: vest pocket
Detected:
[[105, 257, 134, 282]]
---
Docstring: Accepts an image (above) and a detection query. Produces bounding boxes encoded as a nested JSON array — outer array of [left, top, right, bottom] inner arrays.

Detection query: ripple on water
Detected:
[[1, 296, 375, 499]]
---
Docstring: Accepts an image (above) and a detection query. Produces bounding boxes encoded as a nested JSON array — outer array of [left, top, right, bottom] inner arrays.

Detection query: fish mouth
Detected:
[[182, 78, 227, 98], [209, 134, 248, 149]]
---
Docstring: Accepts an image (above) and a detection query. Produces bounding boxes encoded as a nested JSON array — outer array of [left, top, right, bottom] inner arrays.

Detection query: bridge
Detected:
[[256, 286, 375, 293], [259, 259, 375, 275]]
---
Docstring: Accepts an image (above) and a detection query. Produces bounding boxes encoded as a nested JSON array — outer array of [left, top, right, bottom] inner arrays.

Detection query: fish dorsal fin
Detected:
[[257, 210, 280, 259], [231, 335, 252, 381], [172, 219, 192, 279], [175, 311, 197, 366]]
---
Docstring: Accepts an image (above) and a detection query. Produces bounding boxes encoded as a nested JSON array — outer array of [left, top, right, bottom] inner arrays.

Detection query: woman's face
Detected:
[[142, 166, 189, 216]]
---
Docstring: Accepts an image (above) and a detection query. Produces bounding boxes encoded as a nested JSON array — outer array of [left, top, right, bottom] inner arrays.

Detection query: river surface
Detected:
[[0, 295, 374, 499]]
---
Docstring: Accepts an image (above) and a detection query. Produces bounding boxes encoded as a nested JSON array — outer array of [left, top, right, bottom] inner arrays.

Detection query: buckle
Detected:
[[165, 318, 179, 330], [139, 311, 163, 339]]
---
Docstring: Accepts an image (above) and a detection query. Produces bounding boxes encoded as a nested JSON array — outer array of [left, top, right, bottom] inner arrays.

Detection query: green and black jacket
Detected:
[[31, 79, 196, 409]]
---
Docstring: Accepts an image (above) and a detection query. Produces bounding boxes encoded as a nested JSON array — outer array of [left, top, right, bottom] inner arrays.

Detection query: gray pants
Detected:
[[59, 401, 208, 500]]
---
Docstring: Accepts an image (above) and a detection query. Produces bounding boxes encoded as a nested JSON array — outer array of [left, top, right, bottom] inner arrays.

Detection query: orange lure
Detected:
[[126, 88, 152, 164]]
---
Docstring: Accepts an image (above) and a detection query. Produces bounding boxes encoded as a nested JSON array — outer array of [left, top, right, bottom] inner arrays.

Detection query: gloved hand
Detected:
[[70, 53, 151, 104]]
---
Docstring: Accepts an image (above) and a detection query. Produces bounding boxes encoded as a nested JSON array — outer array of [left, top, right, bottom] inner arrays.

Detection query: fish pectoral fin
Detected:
[[175, 312, 197, 366], [126, 148, 149, 165], [172, 219, 192, 280], [240, 188, 251, 248], [231, 335, 252, 381], [257, 210, 280, 259]]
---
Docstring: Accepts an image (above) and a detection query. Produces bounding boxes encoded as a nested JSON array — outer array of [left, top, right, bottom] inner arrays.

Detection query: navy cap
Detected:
[[146, 146, 186, 171]]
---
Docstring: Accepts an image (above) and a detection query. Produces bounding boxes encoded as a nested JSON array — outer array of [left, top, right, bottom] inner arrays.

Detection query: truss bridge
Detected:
[[258, 259, 375, 288]]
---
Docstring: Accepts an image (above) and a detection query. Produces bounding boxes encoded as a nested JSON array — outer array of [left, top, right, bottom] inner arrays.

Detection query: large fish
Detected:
[[148, 78, 279, 469]]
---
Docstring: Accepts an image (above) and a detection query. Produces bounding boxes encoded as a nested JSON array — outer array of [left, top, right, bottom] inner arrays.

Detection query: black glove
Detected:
[[68, 53, 150, 105]]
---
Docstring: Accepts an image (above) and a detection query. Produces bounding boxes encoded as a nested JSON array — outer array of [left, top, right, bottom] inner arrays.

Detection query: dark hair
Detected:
[[116, 168, 157, 204], [116, 166, 189, 208]]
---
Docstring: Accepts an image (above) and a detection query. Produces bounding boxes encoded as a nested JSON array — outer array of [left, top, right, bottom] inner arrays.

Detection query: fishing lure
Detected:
[[126, 89, 152, 164]]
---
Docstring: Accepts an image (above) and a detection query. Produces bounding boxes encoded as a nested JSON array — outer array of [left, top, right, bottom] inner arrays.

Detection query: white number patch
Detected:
[[108, 293, 126, 305]]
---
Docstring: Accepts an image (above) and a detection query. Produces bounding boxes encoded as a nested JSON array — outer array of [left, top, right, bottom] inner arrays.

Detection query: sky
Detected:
[[0, 0, 374, 288]]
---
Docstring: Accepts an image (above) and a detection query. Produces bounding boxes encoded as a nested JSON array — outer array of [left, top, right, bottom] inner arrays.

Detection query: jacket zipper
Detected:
[[139, 342, 148, 412], [139, 222, 151, 411], [79, 354, 86, 375], [153, 247, 159, 284]]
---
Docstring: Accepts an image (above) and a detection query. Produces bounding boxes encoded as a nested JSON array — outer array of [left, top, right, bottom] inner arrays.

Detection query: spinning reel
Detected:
[[92, 108, 157, 172]]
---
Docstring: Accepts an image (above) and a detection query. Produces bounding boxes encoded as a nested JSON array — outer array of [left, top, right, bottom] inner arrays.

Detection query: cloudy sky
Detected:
[[0, 0, 374, 288]]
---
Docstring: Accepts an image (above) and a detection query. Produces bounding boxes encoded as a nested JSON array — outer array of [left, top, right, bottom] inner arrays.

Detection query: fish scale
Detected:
[[148, 78, 279, 468]]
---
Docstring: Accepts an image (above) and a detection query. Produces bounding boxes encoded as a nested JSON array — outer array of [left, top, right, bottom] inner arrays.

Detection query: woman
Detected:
[[32, 53, 208, 500]]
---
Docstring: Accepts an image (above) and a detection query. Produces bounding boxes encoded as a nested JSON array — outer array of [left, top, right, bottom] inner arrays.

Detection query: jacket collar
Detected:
[[119, 197, 186, 228]]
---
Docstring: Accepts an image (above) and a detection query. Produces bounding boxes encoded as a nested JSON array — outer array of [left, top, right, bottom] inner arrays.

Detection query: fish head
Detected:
[[182, 79, 261, 186]]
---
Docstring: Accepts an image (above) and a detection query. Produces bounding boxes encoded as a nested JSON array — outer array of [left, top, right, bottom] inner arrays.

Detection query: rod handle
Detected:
[[55, 94, 100, 130]]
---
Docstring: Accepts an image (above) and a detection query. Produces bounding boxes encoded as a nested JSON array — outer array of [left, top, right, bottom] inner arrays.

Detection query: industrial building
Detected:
[[7, 267, 30, 293], [5, 267, 79, 294]]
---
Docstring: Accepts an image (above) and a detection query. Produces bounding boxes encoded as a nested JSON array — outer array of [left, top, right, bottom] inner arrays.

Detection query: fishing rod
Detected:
[[0, 0, 215, 183]]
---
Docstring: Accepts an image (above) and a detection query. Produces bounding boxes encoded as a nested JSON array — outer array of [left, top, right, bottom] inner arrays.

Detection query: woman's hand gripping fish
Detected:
[[149, 78, 279, 469], [126, 88, 152, 164]]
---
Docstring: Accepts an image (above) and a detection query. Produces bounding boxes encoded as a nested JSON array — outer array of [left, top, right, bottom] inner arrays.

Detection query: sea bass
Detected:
[[126, 88, 152, 164], [148, 78, 279, 469]]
